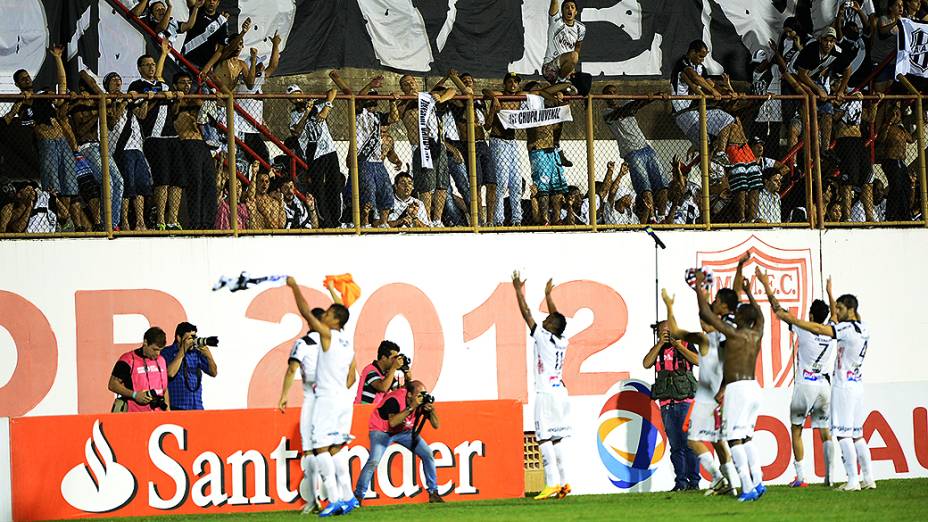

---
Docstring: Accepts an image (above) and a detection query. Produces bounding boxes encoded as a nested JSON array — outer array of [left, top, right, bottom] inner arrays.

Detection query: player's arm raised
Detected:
[[512, 271, 537, 332], [732, 253, 749, 300], [286, 276, 332, 340], [695, 271, 737, 338], [741, 277, 764, 334], [663, 288, 708, 349], [826, 276, 838, 321], [326, 279, 344, 305], [544, 278, 558, 314]]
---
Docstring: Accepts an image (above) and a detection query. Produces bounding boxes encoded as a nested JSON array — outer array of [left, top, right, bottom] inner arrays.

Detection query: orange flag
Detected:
[[324, 274, 361, 307]]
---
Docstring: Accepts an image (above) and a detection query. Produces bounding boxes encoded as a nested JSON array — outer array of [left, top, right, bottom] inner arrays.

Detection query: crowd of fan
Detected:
[[1, 0, 925, 233]]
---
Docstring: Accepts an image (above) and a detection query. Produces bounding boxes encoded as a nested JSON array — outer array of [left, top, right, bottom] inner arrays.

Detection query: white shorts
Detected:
[[299, 393, 317, 452], [790, 380, 831, 428], [311, 395, 354, 449], [721, 380, 761, 441], [687, 399, 721, 442], [675, 109, 735, 145], [831, 384, 864, 438], [535, 387, 571, 441]]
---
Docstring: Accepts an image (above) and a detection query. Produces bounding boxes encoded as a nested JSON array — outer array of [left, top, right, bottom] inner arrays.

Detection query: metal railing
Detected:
[[0, 90, 925, 238]]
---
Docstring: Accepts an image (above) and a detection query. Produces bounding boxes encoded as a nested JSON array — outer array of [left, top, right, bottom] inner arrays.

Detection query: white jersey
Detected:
[[543, 13, 586, 65], [834, 320, 870, 387], [790, 322, 837, 383], [289, 332, 321, 396], [696, 330, 725, 401], [314, 328, 355, 397], [532, 325, 568, 392]]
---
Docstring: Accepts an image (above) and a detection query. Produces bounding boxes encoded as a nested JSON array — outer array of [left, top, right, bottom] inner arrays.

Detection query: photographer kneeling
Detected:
[[353, 380, 444, 504], [162, 322, 218, 410]]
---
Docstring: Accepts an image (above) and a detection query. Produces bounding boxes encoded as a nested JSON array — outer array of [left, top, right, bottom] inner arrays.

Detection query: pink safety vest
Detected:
[[118, 350, 169, 413], [368, 388, 415, 434], [355, 362, 384, 405]]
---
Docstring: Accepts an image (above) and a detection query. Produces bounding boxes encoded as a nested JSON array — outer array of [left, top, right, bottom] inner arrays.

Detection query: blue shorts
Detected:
[[116, 149, 152, 198], [529, 148, 567, 195], [624, 145, 668, 194], [360, 160, 394, 211]]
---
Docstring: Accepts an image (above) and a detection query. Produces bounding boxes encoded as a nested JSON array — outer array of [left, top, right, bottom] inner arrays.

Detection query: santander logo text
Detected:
[[61, 420, 137, 512]]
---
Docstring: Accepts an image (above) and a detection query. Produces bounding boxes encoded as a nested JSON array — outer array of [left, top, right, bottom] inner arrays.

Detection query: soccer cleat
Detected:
[[557, 484, 571, 499], [841, 482, 861, 492], [861, 480, 877, 490], [737, 489, 759, 502], [317, 500, 344, 517], [789, 479, 809, 488], [301, 500, 323, 515], [754, 484, 767, 498], [428, 491, 445, 503], [705, 476, 733, 496], [341, 497, 360, 514], [533, 485, 561, 500]]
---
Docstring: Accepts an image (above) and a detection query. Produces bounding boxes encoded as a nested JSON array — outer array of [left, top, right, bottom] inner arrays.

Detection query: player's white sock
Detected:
[[855, 439, 874, 483], [553, 442, 568, 484], [539, 440, 560, 487], [314, 452, 341, 502], [839, 438, 859, 487], [332, 449, 354, 502], [793, 458, 805, 483], [743, 440, 763, 488], [729, 444, 753, 493], [721, 461, 739, 491], [823, 440, 836, 485], [698, 452, 722, 481], [301, 454, 317, 503]]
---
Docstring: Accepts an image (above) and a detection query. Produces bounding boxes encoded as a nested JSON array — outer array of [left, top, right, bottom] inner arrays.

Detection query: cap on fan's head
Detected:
[[503, 71, 522, 83], [286, 84, 302, 95]]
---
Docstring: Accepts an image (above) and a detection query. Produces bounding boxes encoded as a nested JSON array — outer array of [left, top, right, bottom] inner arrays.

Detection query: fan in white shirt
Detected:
[[388, 173, 430, 228], [542, 0, 585, 84]]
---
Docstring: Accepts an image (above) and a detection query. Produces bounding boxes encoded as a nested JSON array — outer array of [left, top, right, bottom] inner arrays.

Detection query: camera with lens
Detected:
[[148, 390, 168, 411], [191, 335, 220, 349], [397, 353, 411, 372], [418, 391, 435, 405]]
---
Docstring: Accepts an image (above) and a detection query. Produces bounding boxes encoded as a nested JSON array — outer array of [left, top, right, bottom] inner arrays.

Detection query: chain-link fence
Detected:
[[1, 90, 926, 237]]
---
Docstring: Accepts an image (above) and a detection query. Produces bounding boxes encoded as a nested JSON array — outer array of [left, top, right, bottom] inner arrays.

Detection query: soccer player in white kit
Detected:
[[663, 287, 738, 496], [287, 277, 359, 516], [278, 307, 326, 513], [757, 269, 838, 488], [772, 277, 875, 491], [512, 271, 571, 500], [542, 0, 585, 85]]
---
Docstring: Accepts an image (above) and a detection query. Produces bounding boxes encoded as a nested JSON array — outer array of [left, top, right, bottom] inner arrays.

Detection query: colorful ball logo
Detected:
[[596, 380, 667, 488]]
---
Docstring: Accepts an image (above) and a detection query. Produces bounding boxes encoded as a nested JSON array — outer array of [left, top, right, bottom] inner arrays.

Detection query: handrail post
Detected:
[[97, 94, 114, 238], [699, 96, 711, 230], [586, 94, 597, 231], [349, 96, 361, 234], [801, 95, 816, 229], [899, 75, 928, 227], [225, 93, 239, 236], [466, 95, 479, 232], [808, 94, 825, 228]]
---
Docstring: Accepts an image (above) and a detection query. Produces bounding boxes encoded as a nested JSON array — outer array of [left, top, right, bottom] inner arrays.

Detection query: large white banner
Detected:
[[1, 229, 927, 494], [895, 18, 928, 78]]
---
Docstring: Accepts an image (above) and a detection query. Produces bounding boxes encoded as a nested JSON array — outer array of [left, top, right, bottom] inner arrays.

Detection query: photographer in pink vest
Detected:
[[108, 326, 170, 412]]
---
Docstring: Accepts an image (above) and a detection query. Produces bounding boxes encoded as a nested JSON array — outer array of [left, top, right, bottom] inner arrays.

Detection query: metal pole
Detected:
[[348, 96, 361, 234], [97, 95, 114, 238], [699, 96, 711, 230], [900, 75, 928, 227], [586, 94, 597, 231], [225, 94, 239, 236], [808, 95, 825, 228], [466, 96, 479, 231], [800, 96, 816, 229]]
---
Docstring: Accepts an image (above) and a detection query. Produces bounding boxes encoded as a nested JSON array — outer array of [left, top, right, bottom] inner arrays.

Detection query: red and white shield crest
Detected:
[[696, 236, 814, 388]]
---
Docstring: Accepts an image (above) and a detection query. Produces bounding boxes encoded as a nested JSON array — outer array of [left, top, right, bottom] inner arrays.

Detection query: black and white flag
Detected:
[[896, 18, 928, 79]]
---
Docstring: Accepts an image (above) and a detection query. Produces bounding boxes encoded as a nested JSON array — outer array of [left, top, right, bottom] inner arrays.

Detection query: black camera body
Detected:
[[419, 391, 435, 405], [148, 390, 168, 411], [397, 353, 411, 372], [192, 335, 220, 349]]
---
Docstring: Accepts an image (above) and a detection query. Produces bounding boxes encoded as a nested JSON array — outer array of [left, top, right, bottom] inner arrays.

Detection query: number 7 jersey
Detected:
[[532, 325, 568, 392], [834, 321, 870, 386]]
